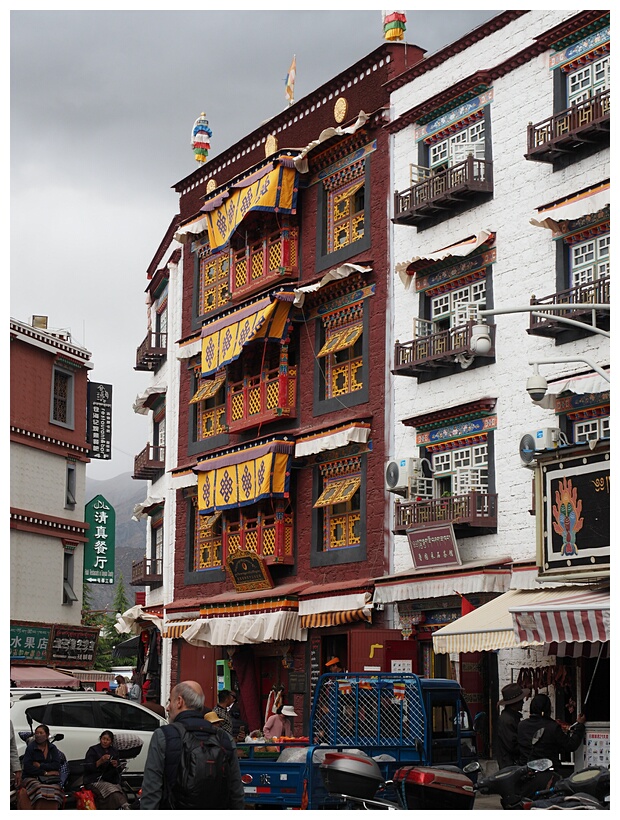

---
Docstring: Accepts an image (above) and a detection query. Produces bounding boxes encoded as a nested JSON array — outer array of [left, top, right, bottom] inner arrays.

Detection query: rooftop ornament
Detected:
[[192, 113, 212, 164]]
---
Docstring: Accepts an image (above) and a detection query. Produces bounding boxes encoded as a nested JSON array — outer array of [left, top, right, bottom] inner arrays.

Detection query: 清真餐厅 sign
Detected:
[[84, 495, 116, 584]]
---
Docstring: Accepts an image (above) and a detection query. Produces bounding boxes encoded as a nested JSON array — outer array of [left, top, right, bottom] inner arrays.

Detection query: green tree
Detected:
[[82, 574, 134, 671]]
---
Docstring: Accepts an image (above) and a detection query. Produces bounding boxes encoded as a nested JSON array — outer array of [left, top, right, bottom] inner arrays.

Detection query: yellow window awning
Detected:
[[204, 165, 298, 252], [314, 476, 361, 508], [189, 374, 226, 404], [317, 324, 363, 357], [201, 294, 293, 376], [195, 440, 294, 513]]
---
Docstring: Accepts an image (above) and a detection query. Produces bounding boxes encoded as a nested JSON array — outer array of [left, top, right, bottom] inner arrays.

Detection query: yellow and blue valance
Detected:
[[201, 294, 293, 376], [195, 440, 294, 514], [203, 164, 298, 253]]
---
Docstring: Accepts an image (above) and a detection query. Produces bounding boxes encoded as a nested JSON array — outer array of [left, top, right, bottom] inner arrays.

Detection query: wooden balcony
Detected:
[[393, 320, 495, 377], [394, 156, 493, 226], [526, 90, 610, 163], [133, 444, 166, 480], [135, 332, 167, 371], [528, 277, 610, 338], [231, 227, 298, 301], [394, 491, 498, 536], [224, 509, 294, 565], [131, 556, 162, 586], [227, 366, 297, 433]]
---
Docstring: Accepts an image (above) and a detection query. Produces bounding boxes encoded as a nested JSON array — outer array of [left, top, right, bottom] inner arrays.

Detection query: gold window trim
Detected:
[[317, 324, 363, 357], [201, 510, 223, 529], [314, 476, 361, 508], [190, 374, 226, 404], [344, 179, 365, 199]]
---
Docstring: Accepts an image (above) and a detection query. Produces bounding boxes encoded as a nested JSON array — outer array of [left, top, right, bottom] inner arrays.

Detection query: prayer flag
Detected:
[[285, 55, 296, 105]]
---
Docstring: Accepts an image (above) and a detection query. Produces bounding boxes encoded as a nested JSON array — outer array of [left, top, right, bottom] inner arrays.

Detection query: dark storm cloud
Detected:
[[10, 9, 500, 478]]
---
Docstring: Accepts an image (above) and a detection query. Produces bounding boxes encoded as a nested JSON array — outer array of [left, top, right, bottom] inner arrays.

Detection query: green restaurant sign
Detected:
[[84, 494, 116, 584]]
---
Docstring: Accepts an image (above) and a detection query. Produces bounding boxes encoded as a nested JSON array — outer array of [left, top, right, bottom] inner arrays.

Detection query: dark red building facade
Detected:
[[150, 42, 427, 731]]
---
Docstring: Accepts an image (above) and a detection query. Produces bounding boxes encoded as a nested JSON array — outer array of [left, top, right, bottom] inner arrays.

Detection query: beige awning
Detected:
[[294, 422, 370, 459], [292, 263, 372, 307], [431, 588, 577, 654], [183, 611, 307, 646], [530, 182, 609, 234], [396, 230, 493, 288]]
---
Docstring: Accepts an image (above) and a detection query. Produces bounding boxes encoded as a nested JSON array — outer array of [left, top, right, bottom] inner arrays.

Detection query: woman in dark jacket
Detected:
[[84, 730, 129, 809], [17, 724, 64, 809], [517, 694, 586, 771]]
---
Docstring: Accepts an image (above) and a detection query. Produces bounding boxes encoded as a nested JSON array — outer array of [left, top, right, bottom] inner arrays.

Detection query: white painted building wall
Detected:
[[389, 10, 610, 696]]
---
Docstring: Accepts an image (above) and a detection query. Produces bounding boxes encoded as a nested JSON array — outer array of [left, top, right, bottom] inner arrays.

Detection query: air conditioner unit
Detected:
[[519, 427, 561, 465], [385, 458, 423, 492]]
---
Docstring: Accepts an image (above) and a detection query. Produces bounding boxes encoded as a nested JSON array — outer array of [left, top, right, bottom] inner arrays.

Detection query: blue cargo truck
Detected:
[[238, 672, 478, 809]]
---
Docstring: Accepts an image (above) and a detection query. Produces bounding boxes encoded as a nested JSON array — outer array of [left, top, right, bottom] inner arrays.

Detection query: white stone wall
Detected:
[[10, 529, 84, 626], [390, 11, 610, 574], [10, 442, 86, 521]]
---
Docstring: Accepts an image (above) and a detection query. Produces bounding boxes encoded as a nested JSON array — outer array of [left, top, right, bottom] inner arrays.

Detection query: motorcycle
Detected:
[[472, 758, 560, 809], [528, 765, 610, 810], [319, 751, 479, 810]]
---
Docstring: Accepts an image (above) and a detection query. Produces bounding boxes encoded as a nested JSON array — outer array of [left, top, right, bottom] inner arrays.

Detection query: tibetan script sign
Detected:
[[49, 625, 99, 666], [541, 450, 610, 578], [10, 623, 51, 663], [84, 495, 116, 584], [225, 549, 273, 592], [407, 524, 461, 569], [88, 382, 113, 460]]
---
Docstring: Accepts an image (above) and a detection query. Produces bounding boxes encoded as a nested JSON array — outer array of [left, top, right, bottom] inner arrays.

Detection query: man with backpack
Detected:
[[140, 680, 245, 810]]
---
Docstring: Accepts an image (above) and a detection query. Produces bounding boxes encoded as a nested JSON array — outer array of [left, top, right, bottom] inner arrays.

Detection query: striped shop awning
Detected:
[[510, 587, 609, 645], [299, 590, 372, 630], [163, 620, 199, 639], [545, 641, 609, 659]]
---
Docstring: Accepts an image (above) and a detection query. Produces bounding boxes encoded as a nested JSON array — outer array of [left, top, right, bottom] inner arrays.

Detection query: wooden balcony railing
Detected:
[[224, 510, 294, 565], [133, 443, 166, 480], [131, 556, 163, 586], [227, 366, 297, 433], [528, 277, 610, 337], [526, 89, 610, 163], [394, 156, 493, 226], [232, 227, 298, 301], [394, 491, 498, 535], [393, 320, 495, 377], [135, 332, 167, 371]]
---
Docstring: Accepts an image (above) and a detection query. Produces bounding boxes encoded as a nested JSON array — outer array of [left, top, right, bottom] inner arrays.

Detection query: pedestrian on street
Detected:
[[140, 680, 244, 810], [494, 682, 530, 770], [10, 720, 22, 790], [143, 692, 167, 718], [325, 656, 345, 673], [263, 705, 297, 739], [517, 693, 586, 771], [115, 675, 128, 698], [213, 689, 236, 737]]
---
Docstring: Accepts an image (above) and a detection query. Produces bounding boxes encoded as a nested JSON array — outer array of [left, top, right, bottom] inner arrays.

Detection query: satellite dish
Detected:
[[519, 433, 536, 465], [385, 461, 400, 489]]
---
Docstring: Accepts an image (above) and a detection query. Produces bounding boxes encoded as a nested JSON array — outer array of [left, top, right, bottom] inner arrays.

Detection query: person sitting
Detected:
[[517, 693, 586, 772], [83, 730, 129, 810], [17, 724, 64, 810], [263, 705, 296, 739]]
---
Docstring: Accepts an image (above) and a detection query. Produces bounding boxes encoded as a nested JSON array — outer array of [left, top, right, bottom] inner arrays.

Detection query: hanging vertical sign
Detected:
[[84, 495, 116, 584], [88, 382, 113, 460]]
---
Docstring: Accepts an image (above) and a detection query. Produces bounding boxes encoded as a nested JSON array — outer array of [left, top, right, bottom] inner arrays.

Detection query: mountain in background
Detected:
[[85, 472, 147, 612]]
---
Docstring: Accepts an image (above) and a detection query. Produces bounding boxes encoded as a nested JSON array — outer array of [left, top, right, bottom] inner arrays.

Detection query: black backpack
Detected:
[[162, 720, 230, 809]]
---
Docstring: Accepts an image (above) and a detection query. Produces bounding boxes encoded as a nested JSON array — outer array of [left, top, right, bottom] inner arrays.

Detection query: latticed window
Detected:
[[51, 367, 73, 426], [429, 277, 486, 331], [318, 305, 364, 399], [151, 518, 164, 562], [570, 233, 610, 287], [190, 367, 227, 441], [431, 441, 488, 496], [194, 502, 222, 572], [199, 248, 230, 314], [325, 160, 365, 253], [315, 458, 362, 551], [429, 119, 486, 171], [567, 56, 610, 106], [574, 415, 610, 443]]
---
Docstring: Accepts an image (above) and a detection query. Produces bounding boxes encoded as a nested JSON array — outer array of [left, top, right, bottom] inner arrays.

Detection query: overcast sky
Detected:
[[10, 7, 502, 481]]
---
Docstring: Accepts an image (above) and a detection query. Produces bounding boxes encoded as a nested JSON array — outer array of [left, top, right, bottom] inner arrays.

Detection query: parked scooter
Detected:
[[472, 758, 560, 809], [528, 765, 610, 810]]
